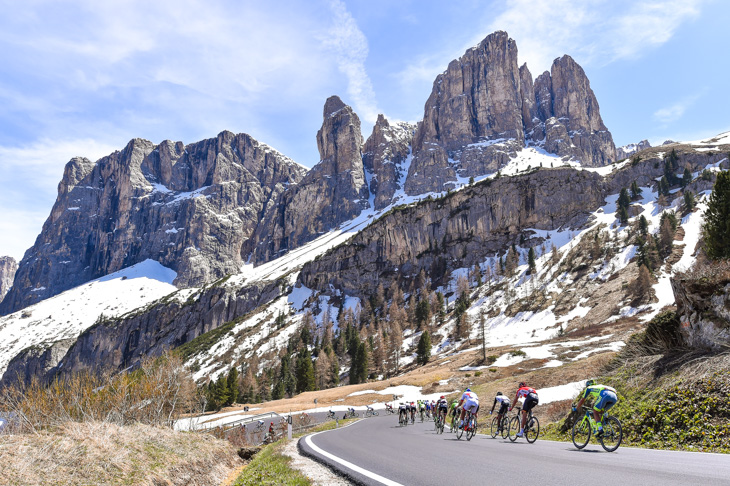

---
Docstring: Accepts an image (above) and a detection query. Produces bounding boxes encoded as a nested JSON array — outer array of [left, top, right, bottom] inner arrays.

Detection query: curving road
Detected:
[[299, 414, 730, 486]]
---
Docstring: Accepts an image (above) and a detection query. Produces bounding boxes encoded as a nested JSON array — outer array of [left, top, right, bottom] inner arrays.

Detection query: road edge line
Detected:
[[299, 421, 405, 486]]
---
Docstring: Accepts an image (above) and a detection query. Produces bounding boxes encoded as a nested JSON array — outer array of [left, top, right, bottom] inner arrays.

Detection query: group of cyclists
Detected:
[[394, 379, 619, 444]]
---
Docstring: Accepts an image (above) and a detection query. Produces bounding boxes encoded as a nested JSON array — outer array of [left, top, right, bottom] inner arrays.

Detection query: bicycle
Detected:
[[455, 410, 478, 441], [508, 407, 539, 443], [434, 412, 445, 434], [385, 404, 395, 415], [449, 410, 459, 433], [420, 408, 425, 422], [571, 406, 623, 452], [326, 411, 336, 421], [365, 408, 379, 417], [490, 413, 510, 439], [399, 410, 409, 426], [298, 413, 311, 426], [253, 421, 266, 433], [344, 409, 359, 419]]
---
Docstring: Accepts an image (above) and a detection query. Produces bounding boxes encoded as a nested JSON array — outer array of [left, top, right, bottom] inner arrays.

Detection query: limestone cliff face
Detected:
[[301, 168, 607, 297], [362, 115, 415, 210], [247, 96, 370, 263], [405, 32, 616, 194], [0, 133, 305, 315], [0, 257, 17, 304]]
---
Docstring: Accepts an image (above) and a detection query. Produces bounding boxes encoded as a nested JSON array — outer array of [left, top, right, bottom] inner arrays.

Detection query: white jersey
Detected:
[[461, 391, 478, 402], [495, 395, 510, 405]]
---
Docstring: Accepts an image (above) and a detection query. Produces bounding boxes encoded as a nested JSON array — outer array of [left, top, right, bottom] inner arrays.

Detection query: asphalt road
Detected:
[[300, 414, 730, 486]]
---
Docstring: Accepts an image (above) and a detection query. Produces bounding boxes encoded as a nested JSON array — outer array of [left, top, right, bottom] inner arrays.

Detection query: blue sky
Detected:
[[1, 0, 728, 261]]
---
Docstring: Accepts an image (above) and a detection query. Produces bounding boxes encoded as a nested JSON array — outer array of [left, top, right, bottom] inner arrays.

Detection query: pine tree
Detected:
[[226, 367, 239, 406], [631, 264, 654, 301], [703, 170, 730, 259], [682, 167, 693, 188], [639, 215, 649, 235], [684, 191, 695, 212], [658, 216, 675, 259], [617, 206, 629, 225], [416, 330, 431, 365], [315, 351, 330, 390], [630, 180, 642, 199], [527, 247, 536, 274], [659, 176, 670, 196], [295, 348, 315, 393], [618, 187, 631, 210]]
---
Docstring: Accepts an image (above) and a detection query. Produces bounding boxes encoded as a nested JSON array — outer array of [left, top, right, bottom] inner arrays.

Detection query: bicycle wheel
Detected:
[[571, 417, 591, 449], [466, 416, 477, 441], [490, 417, 499, 438], [507, 416, 520, 442], [501, 417, 509, 439], [599, 416, 623, 452], [455, 418, 464, 440], [439, 416, 445, 434], [525, 416, 540, 443]]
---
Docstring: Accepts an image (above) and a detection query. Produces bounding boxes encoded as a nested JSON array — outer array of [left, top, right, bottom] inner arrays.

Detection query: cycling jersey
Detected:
[[515, 386, 537, 399], [581, 385, 618, 412], [493, 395, 511, 414], [461, 391, 479, 414], [437, 398, 449, 410]]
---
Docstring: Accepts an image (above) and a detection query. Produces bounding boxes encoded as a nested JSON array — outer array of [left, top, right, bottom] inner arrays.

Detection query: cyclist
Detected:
[[457, 388, 479, 429], [436, 395, 449, 423], [268, 422, 275, 436], [573, 380, 618, 437], [398, 402, 408, 423], [409, 401, 417, 423], [510, 382, 539, 438], [489, 391, 511, 433]]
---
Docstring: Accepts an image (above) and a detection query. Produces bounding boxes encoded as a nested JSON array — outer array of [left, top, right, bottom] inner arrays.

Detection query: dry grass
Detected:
[[0, 421, 242, 486], [1, 354, 203, 434]]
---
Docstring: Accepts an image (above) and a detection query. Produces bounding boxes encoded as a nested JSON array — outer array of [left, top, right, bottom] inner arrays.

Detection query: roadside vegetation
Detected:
[[0, 354, 244, 485]]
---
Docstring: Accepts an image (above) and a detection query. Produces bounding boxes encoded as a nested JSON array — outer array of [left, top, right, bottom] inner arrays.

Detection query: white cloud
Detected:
[[320, 0, 379, 123], [653, 92, 703, 124], [485, 0, 702, 74]]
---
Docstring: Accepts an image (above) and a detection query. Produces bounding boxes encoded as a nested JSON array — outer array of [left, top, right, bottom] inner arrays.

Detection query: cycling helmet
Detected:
[[496, 391, 503, 396], [465, 388, 471, 392], [440, 395, 445, 399], [518, 382, 526, 388], [586, 379, 595, 387]]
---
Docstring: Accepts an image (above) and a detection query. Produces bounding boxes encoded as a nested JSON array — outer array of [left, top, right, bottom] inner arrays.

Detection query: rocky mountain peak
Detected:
[[363, 114, 415, 209], [323, 95, 347, 118], [405, 31, 616, 194], [0, 256, 17, 304], [617, 140, 652, 160], [246, 96, 370, 264]]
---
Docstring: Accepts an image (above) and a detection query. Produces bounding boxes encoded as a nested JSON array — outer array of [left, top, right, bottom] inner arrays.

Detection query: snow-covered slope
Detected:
[[0, 259, 179, 379]]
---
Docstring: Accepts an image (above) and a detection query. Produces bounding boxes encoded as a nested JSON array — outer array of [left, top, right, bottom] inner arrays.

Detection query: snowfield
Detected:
[[0, 259, 179, 380]]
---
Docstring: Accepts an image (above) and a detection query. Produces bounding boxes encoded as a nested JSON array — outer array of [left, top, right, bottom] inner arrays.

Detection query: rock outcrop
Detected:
[[1, 338, 75, 388], [671, 264, 730, 350], [0, 133, 306, 315], [301, 167, 607, 297], [0, 256, 17, 303], [362, 115, 415, 209], [247, 96, 370, 263], [616, 140, 652, 160], [405, 32, 616, 194]]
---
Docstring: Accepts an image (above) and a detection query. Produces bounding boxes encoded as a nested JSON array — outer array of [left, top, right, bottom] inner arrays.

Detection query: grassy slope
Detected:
[[0, 421, 243, 486]]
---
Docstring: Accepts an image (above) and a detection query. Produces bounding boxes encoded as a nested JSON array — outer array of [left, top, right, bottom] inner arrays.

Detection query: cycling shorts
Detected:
[[438, 405, 449, 413], [463, 398, 479, 414], [523, 393, 539, 412], [498, 402, 509, 415], [594, 390, 617, 412]]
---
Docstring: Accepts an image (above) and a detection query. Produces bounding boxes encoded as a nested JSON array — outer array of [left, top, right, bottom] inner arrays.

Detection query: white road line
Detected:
[[304, 426, 405, 486]]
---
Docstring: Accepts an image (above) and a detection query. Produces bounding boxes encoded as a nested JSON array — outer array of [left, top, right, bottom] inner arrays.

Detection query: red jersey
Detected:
[[516, 386, 537, 399]]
